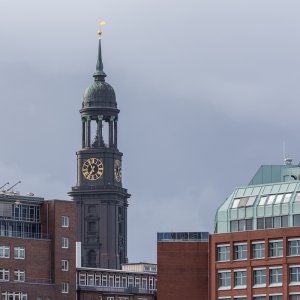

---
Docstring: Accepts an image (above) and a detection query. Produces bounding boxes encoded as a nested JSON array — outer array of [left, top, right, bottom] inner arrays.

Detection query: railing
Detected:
[[157, 231, 209, 242], [78, 285, 156, 294], [0, 230, 50, 240]]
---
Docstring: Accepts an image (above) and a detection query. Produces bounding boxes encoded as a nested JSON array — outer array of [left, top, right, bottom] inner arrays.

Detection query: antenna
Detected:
[[283, 141, 286, 161], [6, 181, 21, 192], [0, 182, 9, 190]]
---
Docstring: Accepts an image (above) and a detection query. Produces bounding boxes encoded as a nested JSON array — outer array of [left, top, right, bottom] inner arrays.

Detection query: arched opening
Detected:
[[88, 249, 96, 267]]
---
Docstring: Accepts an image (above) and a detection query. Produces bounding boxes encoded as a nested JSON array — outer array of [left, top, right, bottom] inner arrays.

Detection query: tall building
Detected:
[[69, 31, 130, 270], [209, 161, 300, 300]]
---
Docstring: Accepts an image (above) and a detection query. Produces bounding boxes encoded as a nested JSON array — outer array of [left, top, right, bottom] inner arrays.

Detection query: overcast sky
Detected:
[[1, 0, 300, 263]]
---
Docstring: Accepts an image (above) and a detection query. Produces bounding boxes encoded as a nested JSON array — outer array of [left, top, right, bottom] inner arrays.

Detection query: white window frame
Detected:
[[62, 237, 69, 249], [253, 268, 266, 288], [14, 269, 25, 282], [14, 246, 25, 259], [269, 266, 283, 287], [61, 259, 69, 271], [290, 265, 300, 286], [217, 244, 230, 262], [252, 241, 265, 259], [62, 216, 69, 228], [218, 270, 231, 290], [0, 246, 10, 258], [61, 282, 69, 293], [0, 268, 9, 281], [234, 269, 247, 289], [269, 240, 283, 258], [234, 243, 247, 260]]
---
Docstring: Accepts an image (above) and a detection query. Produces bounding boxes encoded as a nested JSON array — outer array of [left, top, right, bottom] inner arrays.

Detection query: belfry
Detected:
[[69, 27, 130, 269]]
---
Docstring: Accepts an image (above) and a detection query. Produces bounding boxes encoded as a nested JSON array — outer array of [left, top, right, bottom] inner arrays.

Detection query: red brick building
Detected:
[[0, 192, 76, 300], [210, 164, 300, 300], [157, 232, 208, 300]]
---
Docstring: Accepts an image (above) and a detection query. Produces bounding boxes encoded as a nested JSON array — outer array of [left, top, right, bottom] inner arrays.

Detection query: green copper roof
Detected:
[[215, 163, 300, 234]]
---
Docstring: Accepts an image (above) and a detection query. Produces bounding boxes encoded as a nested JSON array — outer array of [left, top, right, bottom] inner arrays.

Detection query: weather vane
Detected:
[[98, 21, 107, 39]]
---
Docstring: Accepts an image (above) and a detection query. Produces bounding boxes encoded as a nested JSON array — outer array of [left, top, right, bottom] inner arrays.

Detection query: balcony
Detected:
[[0, 230, 50, 240]]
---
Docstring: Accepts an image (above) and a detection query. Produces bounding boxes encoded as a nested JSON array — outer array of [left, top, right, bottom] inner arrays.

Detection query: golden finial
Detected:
[[97, 21, 107, 39]]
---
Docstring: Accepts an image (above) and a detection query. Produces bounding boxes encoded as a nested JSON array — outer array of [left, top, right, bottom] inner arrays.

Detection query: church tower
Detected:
[[69, 28, 130, 269]]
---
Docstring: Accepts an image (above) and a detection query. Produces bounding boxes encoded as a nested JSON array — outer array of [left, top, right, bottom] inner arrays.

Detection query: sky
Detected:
[[1, 0, 300, 263]]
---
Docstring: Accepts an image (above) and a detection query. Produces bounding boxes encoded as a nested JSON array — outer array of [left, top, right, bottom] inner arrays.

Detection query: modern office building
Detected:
[[210, 161, 300, 300]]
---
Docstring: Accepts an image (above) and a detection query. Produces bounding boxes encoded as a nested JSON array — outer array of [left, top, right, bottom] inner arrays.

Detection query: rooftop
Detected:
[[215, 162, 300, 234]]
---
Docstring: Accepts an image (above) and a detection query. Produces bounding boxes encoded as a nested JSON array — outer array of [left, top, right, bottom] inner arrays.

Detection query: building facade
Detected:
[[210, 163, 300, 300], [157, 232, 209, 300], [0, 193, 76, 300]]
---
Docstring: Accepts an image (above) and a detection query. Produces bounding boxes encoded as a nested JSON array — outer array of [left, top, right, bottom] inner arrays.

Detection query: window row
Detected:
[[0, 269, 25, 282], [78, 272, 156, 290], [231, 192, 300, 209], [230, 215, 291, 232], [0, 246, 25, 259], [218, 266, 300, 289], [217, 238, 300, 261], [1, 291, 28, 300], [218, 295, 300, 300]]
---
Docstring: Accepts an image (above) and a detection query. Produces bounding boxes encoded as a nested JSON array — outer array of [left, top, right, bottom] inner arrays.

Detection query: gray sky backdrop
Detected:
[[1, 0, 300, 263]]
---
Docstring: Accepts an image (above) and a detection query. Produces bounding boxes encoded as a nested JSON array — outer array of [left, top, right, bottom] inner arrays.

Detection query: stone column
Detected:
[[98, 115, 103, 147], [86, 117, 91, 148], [109, 116, 114, 147], [82, 118, 86, 148], [114, 119, 118, 148]]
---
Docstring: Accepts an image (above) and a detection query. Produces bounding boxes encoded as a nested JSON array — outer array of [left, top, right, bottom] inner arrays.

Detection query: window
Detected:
[[218, 271, 231, 289], [0, 269, 9, 281], [275, 194, 284, 204], [290, 266, 300, 284], [234, 243, 247, 260], [269, 240, 283, 257], [283, 193, 292, 203], [257, 218, 264, 229], [270, 267, 283, 286], [61, 260, 69, 271], [231, 220, 238, 232], [252, 242, 265, 259], [107, 298, 114, 300], [234, 270, 246, 287], [265, 217, 273, 229], [14, 246, 25, 259], [270, 295, 282, 300], [295, 193, 300, 202], [61, 216, 69, 227], [253, 297, 266, 300], [290, 295, 300, 300], [61, 282, 69, 293], [14, 270, 25, 282], [62, 237, 69, 248], [259, 196, 267, 205], [79, 273, 86, 285], [253, 268, 266, 287], [0, 246, 9, 258], [267, 195, 276, 205], [289, 239, 300, 256], [294, 215, 300, 227], [217, 244, 230, 261]]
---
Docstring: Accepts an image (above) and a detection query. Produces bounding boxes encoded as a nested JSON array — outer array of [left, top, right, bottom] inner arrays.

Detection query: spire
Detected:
[[93, 22, 107, 81]]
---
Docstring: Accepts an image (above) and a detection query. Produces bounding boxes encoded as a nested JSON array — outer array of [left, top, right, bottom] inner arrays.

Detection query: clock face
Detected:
[[82, 158, 104, 181], [114, 159, 122, 182]]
